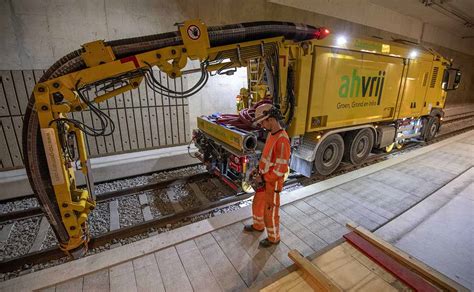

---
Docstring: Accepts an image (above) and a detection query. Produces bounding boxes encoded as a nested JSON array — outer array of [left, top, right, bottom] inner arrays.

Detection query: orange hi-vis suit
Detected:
[[252, 129, 291, 243]]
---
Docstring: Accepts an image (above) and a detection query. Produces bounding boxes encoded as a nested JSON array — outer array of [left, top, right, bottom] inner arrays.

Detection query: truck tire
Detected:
[[424, 116, 440, 141], [314, 134, 344, 175], [343, 128, 374, 165]]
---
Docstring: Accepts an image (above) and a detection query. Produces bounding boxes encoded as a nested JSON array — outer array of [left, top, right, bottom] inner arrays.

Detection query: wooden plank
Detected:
[[347, 223, 468, 292], [55, 276, 83, 292], [83, 269, 110, 291], [154, 246, 193, 292], [260, 269, 317, 291], [109, 261, 137, 292], [261, 242, 400, 292], [350, 247, 406, 288], [288, 249, 342, 291], [132, 254, 165, 292], [194, 233, 247, 291], [314, 246, 379, 291], [344, 231, 439, 292], [311, 243, 357, 274], [175, 240, 221, 292]]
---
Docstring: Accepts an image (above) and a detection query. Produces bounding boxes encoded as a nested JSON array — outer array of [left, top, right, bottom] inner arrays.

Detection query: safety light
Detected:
[[314, 27, 330, 40], [409, 50, 418, 59], [336, 36, 347, 46]]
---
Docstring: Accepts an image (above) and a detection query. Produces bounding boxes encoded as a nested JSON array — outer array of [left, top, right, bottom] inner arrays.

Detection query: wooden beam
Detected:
[[288, 250, 342, 292], [346, 223, 468, 292]]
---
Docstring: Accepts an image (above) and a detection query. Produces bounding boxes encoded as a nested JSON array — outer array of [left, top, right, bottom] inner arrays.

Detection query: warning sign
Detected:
[[187, 25, 201, 40]]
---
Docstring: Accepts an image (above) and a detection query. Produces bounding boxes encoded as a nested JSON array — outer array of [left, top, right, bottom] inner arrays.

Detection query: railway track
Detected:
[[0, 114, 473, 277]]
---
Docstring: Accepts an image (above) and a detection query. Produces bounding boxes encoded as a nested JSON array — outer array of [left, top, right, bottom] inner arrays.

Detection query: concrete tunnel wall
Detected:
[[1, 0, 473, 135]]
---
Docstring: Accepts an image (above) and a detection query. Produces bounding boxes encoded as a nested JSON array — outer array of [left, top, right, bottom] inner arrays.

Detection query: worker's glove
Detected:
[[249, 169, 265, 192]]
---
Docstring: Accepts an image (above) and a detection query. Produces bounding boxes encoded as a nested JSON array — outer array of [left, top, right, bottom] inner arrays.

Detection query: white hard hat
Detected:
[[253, 103, 273, 126]]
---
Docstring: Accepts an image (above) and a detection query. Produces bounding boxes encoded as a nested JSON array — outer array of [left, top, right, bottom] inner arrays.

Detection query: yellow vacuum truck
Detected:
[[23, 20, 460, 255]]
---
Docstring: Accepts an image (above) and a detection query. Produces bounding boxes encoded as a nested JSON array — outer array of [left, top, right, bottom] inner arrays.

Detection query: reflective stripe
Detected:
[[267, 228, 279, 234], [272, 169, 285, 177], [273, 183, 280, 239], [261, 157, 272, 164], [275, 158, 288, 164], [260, 131, 290, 175], [253, 215, 264, 220], [270, 183, 278, 239]]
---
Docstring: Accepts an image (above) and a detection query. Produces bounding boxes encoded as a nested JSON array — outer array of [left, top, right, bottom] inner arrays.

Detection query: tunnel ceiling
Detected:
[[370, 0, 474, 39]]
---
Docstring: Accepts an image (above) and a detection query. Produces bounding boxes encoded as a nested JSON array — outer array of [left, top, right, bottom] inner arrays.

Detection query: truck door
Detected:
[[398, 59, 432, 118]]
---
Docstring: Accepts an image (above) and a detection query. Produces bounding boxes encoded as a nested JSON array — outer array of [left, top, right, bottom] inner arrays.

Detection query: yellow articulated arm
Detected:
[[32, 19, 297, 255]]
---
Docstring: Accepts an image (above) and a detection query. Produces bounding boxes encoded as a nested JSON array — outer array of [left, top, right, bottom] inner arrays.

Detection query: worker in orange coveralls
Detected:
[[244, 103, 291, 247]]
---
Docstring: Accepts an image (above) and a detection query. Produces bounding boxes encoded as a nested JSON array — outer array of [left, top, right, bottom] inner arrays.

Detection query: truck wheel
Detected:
[[314, 134, 344, 175], [343, 128, 374, 165], [424, 117, 440, 141]]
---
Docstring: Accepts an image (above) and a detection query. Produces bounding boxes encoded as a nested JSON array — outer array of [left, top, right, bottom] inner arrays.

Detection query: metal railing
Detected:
[[0, 70, 190, 170]]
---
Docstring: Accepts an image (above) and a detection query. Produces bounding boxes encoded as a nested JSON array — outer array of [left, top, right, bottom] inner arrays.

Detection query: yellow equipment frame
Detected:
[[34, 19, 288, 253]]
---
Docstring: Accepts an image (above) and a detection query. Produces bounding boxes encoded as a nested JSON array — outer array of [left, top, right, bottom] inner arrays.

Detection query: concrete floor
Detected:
[[376, 166, 474, 290]]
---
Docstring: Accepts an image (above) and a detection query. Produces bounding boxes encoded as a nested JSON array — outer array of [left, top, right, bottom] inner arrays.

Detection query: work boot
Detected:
[[243, 225, 264, 232], [259, 238, 280, 247]]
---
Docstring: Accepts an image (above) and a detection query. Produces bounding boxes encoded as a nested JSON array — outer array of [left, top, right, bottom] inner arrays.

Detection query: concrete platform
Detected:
[[376, 167, 474, 290], [0, 130, 472, 291], [0, 145, 199, 200]]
